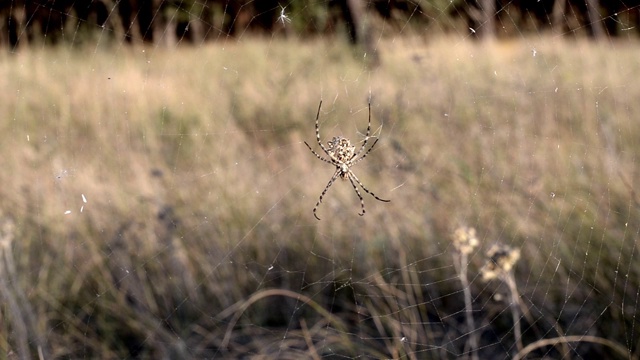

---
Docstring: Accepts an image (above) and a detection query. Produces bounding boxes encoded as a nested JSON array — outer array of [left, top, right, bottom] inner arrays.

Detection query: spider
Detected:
[[304, 100, 390, 220]]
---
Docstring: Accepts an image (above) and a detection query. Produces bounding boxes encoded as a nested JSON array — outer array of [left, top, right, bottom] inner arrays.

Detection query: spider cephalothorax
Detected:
[[304, 101, 390, 220]]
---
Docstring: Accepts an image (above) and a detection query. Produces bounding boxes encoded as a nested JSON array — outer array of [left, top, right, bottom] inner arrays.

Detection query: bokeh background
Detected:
[[1, 1, 639, 358]]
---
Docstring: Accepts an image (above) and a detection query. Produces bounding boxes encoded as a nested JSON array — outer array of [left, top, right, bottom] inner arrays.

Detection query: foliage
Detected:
[[3, 0, 639, 49]]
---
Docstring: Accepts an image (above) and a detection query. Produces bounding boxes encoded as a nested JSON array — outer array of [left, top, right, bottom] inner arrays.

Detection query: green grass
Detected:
[[0, 36, 639, 358]]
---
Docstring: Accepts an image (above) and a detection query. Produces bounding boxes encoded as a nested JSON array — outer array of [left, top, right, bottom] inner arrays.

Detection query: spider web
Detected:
[[1, 0, 639, 358]]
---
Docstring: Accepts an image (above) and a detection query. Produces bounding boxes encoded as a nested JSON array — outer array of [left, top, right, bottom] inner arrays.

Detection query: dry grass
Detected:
[[0, 36, 638, 358]]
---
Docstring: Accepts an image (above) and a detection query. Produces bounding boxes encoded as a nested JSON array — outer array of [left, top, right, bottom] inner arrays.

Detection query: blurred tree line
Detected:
[[1, 0, 639, 48]]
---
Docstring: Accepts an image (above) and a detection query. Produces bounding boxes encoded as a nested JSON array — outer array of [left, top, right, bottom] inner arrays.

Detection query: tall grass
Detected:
[[0, 36, 638, 358]]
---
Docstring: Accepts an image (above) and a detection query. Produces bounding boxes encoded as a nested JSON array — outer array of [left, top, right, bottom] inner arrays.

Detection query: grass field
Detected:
[[0, 36, 639, 358]]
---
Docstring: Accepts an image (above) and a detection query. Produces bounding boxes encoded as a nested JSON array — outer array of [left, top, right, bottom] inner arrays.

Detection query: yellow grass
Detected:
[[0, 36, 638, 358]]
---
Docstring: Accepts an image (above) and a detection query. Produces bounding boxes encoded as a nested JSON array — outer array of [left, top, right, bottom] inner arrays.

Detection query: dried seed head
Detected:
[[452, 226, 480, 255], [481, 244, 521, 281]]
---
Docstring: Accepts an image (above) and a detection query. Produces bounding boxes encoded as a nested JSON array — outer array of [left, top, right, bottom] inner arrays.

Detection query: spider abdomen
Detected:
[[327, 136, 356, 163]]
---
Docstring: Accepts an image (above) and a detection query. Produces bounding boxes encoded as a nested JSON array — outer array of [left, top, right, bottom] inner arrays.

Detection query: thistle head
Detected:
[[451, 226, 480, 255], [481, 244, 521, 281]]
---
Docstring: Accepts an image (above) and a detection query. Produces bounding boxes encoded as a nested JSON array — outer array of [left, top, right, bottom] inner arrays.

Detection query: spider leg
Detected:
[[349, 170, 390, 203], [351, 138, 379, 167], [353, 101, 372, 160], [304, 141, 333, 164], [347, 175, 366, 216], [313, 169, 340, 220], [311, 100, 342, 163], [314, 100, 331, 155]]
